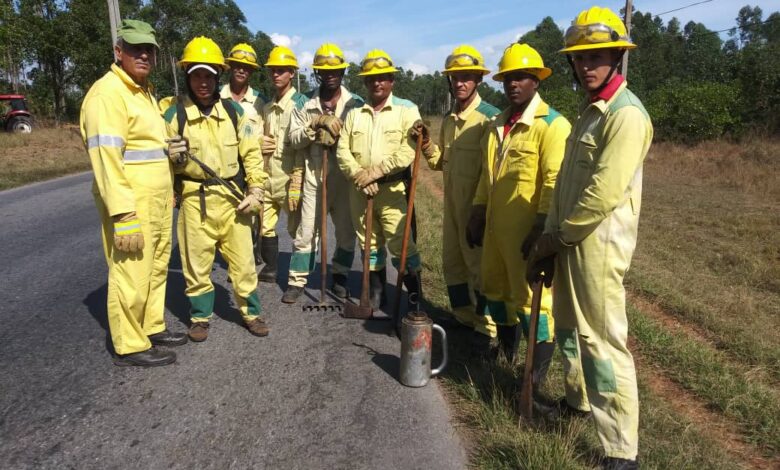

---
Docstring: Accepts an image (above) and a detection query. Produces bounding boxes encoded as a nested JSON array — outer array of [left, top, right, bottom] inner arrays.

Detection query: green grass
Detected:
[[0, 127, 89, 190]]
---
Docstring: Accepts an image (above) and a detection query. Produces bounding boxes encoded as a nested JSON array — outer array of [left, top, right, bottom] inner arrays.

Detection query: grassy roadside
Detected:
[[0, 128, 89, 190]]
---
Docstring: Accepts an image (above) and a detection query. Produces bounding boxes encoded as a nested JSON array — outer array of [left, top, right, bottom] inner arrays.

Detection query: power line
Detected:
[[656, 0, 713, 17], [709, 15, 779, 35]]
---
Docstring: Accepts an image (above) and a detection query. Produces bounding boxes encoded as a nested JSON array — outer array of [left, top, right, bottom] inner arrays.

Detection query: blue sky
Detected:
[[236, 0, 777, 76]]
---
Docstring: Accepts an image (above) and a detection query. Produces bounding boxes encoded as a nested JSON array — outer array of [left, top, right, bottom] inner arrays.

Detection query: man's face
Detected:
[[571, 49, 620, 92], [269, 66, 294, 91], [503, 71, 539, 107], [317, 69, 344, 91], [364, 74, 394, 104], [449, 72, 481, 102], [230, 63, 254, 87], [188, 68, 218, 105], [115, 42, 156, 84]]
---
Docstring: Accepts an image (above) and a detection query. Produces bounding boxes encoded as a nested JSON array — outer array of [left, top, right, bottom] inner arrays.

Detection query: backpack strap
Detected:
[[220, 98, 239, 138], [176, 97, 187, 137]]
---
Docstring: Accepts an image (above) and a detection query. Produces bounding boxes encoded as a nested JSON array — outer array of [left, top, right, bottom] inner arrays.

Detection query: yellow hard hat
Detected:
[[443, 45, 490, 76], [265, 45, 298, 68], [493, 43, 551, 81], [312, 43, 348, 70], [358, 49, 399, 76], [179, 36, 228, 71], [226, 43, 259, 68], [560, 6, 637, 53]]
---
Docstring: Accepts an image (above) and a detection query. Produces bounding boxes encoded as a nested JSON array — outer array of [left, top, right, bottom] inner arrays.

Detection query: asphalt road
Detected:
[[0, 172, 466, 470]]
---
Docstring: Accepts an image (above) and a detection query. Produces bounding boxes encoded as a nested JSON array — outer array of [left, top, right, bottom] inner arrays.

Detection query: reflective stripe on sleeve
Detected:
[[86, 134, 125, 149], [123, 148, 167, 162]]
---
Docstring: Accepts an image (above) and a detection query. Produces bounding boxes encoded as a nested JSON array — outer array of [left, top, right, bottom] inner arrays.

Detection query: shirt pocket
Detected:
[[571, 132, 597, 188], [350, 129, 368, 158], [503, 140, 538, 182], [383, 127, 404, 152], [450, 142, 482, 181]]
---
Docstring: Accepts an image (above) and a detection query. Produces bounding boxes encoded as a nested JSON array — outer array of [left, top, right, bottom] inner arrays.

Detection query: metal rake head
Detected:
[[302, 303, 342, 312]]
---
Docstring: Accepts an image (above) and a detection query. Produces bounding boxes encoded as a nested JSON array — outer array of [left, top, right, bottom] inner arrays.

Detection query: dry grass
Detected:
[[0, 127, 89, 190]]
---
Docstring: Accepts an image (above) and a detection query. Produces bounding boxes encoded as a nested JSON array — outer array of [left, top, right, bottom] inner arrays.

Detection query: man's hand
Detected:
[[261, 135, 276, 157], [465, 205, 487, 248], [521, 214, 547, 260], [526, 255, 556, 288], [165, 136, 189, 165], [113, 212, 144, 253], [354, 165, 385, 188], [409, 119, 436, 158], [361, 182, 379, 196], [529, 233, 564, 263], [319, 115, 343, 137], [287, 170, 303, 212], [237, 186, 264, 214], [317, 128, 337, 147]]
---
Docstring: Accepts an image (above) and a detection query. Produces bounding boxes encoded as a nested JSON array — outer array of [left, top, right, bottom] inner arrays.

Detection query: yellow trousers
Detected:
[[178, 181, 262, 322], [94, 160, 172, 355]]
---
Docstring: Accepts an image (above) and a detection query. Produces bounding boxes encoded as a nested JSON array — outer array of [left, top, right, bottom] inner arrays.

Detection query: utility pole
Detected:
[[107, 0, 121, 55], [622, 0, 633, 77]]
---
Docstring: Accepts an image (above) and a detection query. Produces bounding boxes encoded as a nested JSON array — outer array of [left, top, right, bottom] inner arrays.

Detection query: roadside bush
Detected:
[[647, 80, 739, 144]]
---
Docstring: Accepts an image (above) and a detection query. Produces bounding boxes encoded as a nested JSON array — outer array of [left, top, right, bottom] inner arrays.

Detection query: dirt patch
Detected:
[[627, 291, 718, 348]]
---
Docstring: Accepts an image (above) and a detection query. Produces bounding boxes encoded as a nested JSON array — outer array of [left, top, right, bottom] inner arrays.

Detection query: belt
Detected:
[[376, 171, 407, 185], [180, 174, 241, 220]]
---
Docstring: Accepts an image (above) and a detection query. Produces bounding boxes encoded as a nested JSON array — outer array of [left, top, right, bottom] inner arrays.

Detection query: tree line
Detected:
[[1, 1, 777, 142]]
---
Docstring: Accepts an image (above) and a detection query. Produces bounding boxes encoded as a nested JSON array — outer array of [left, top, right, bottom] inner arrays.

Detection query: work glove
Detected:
[[354, 165, 385, 188], [465, 204, 487, 248], [361, 182, 379, 197], [521, 213, 548, 260], [312, 114, 342, 135], [317, 128, 337, 147], [237, 186, 264, 215], [529, 232, 565, 263], [165, 136, 189, 165], [526, 254, 556, 288], [261, 135, 276, 157], [408, 119, 435, 158], [287, 169, 303, 212], [113, 212, 144, 253]]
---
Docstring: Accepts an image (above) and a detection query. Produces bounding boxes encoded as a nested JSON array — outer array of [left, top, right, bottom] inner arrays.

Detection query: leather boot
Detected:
[[258, 236, 278, 283], [402, 272, 421, 310], [497, 324, 519, 363], [369, 269, 386, 309], [245, 317, 270, 337], [188, 321, 210, 342], [148, 330, 188, 347], [331, 273, 349, 298], [282, 285, 304, 304], [113, 348, 176, 367]]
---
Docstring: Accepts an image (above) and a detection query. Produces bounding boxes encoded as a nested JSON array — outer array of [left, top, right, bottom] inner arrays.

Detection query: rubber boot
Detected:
[[497, 324, 519, 363], [258, 236, 278, 283], [601, 457, 639, 470], [469, 330, 493, 360], [531, 341, 555, 397], [402, 272, 422, 311], [331, 273, 349, 298], [369, 269, 386, 309]]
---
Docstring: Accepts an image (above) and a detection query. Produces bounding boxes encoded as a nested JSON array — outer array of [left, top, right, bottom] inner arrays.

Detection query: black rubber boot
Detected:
[[497, 325, 519, 363], [331, 273, 349, 298], [402, 272, 421, 310], [369, 269, 386, 309], [258, 236, 278, 283], [532, 341, 555, 396], [601, 457, 639, 470]]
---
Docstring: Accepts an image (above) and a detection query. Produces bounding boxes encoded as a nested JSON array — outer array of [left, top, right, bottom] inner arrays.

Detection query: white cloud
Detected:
[[343, 49, 360, 63], [404, 62, 429, 75], [298, 51, 314, 68], [270, 33, 302, 48]]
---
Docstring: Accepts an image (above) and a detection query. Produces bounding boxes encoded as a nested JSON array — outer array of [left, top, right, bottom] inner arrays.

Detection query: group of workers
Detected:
[[80, 5, 651, 469]]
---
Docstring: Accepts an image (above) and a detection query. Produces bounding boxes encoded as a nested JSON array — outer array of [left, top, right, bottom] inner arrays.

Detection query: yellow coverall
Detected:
[[545, 81, 652, 460], [163, 97, 267, 323], [336, 93, 422, 273], [475, 92, 570, 340], [259, 87, 307, 238], [80, 64, 173, 355], [287, 86, 363, 286], [426, 94, 499, 337]]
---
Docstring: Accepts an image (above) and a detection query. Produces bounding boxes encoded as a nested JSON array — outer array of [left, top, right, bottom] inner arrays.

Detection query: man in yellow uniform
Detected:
[[256, 46, 307, 283], [416, 45, 499, 356], [467, 43, 570, 382], [528, 8, 652, 469], [80, 20, 185, 367], [337, 49, 422, 308], [220, 43, 267, 266], [282, 43, 363, 303], [164, 37, 270, 342]]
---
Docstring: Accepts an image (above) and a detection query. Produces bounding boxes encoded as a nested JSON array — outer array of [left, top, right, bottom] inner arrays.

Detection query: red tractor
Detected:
[[1, 94, 33, 133]]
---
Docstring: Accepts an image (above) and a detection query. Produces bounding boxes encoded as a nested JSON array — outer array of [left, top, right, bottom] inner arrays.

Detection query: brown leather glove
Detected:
[[113, 212, 145, 253], [261, 135, 276, 157], [317, 128, 337, 147], [361, 182, 379, 196], [408, 119, 434, 157], [465, 205, 487, 248], [354, 165, 385, 188], [287, 169, 303, 212], [237, 186, 264, 214]]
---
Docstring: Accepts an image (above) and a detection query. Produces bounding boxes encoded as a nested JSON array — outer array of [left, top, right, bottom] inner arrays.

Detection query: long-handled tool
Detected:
[[391, 134, 424, 332], [518, 280, 543, 421], [303, 145, 342, 312], [341, 195, 374, 319], [185, 152, 245, 201]]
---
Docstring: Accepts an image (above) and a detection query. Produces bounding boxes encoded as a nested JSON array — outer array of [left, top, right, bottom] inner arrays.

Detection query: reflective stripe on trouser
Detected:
[[553, 232, 639, 460], [177, 181, 262, 322], [94, 160, 172, 355], [480, 222, 554, 341], [348, 181, 421, 273], [288, 151, 356, 287], [442, 171, 496, 337]]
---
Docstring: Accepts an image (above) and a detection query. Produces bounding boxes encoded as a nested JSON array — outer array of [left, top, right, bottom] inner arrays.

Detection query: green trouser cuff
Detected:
[[189, 290, 215, 319], [246, 291, 262, 316], [364, 248, 387, 270], [484, 298, 507, 323], [391, 252, 421, 273], [520, 310, 551, 342], [332, 247, 354, 271], [556, 329, 578, 358], [447, 283, 471, 309], [290, 251, 316, 273]]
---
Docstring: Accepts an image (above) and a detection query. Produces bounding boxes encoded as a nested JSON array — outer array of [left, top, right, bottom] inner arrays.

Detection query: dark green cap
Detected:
[[117, 19, 158, 47]]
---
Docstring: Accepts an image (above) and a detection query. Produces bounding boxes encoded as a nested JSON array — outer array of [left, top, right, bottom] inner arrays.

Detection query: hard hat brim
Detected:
[[313, 64, 349, 70], [178, 60, 230, 72], [493, 67, 552, 82], [226, 57, 259, 69], [443, 66, 490, 76], [559, 40, 637, 53], [358, 67, 399, 76], [264, 61, 299, 69]]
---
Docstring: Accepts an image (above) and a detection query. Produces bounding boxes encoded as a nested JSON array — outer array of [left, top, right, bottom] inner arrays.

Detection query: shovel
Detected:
[[341, 195, 374, 319], [518, 280, 543, 422], [303, 145, 342, 312]]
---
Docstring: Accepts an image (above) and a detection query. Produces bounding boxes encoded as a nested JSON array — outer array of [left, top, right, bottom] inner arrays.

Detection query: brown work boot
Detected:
[[188, 321, 210, 342], [245, 317, 270, 337]]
